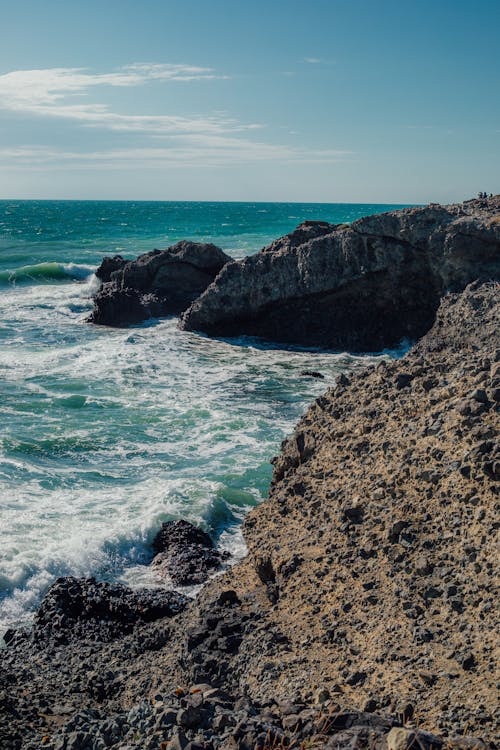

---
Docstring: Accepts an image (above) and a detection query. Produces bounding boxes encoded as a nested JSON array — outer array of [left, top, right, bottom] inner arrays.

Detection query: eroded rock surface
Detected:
[[176, 282, 500, 739], [180, 197, 500, 349], [88, 241, 231, 327]]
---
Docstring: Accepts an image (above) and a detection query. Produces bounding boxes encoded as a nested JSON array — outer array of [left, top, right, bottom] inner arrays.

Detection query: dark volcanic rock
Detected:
[[151, 520, 229, 586], [180, 197, 500, 349], [33, 576, 188, 643], [89, 241, 231, 327], [95, 254, 127, 283], [88, 284, 153, 327]]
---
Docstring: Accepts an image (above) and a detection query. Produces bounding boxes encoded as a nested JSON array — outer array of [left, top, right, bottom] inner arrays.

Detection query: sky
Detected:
[[0, 0, 498, 203]]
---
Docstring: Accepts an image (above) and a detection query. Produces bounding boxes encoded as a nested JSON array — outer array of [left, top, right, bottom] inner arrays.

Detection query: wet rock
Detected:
[[94, 254, 127, 283], [89, 241, 230, 327], [88, 284, 152, 327], [151, 520, 229, 586], [33, 576, 188, 643]]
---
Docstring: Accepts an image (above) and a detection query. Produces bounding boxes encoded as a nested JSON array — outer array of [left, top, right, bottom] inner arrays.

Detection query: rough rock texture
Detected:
[[180, 197, 500, 349], [30, 577, 188, 644], [1, 283, 498, 750], [176, 282, 499, 738], [151, 519, 229, 586], [89, 241, 231, 327]]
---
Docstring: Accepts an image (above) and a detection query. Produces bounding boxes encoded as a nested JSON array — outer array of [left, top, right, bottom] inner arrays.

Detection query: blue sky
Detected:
[[0, 0, 498, 202]]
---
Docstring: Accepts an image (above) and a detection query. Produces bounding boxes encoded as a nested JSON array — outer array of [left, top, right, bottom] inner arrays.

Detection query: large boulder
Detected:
[[88, 240, 231, 327], [179, 197, 500, 350]]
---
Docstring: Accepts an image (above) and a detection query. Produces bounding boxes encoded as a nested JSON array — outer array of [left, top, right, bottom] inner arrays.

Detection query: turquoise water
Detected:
[[0, 200, 408, 635]]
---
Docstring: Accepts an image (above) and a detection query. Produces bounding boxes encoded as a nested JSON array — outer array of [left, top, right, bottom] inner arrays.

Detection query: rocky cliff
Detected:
[[2, 282, 498, 750], [180, 197, 500, 350]]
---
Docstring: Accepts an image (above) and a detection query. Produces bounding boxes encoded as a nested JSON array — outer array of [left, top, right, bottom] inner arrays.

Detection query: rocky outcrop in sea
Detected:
[[88, 241, 231, 327], [180, 197, 500, 349]]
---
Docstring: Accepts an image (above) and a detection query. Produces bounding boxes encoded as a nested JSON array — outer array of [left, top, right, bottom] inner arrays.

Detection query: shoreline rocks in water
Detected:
[[6, 577, 189, 647], [2, 193, 499, 749], [88, 240, 231, 327], [151, 519, 230, 586], [180, 196, 500, 350]]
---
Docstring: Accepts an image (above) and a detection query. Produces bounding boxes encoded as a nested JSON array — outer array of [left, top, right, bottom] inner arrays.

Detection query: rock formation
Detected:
[[1, 282, 498, 749], [151, 519, 229, 586], [180, 197, 500, 350], [31, 577, 188, 645], [88, 241, 231, 327]]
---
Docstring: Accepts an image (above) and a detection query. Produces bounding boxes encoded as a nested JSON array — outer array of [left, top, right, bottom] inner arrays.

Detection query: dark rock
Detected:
[[470, 388, 489, 404], [459, 653, 476, 671], [180, 198, 500, 350], [94, 254, 127, 282], [151, 520, 228, 586], [216, 590, 241, 607], [279, 554, 303, 579], [388, 520, 409, 543], [342, 504, 364, 523], [300, 370, 325, 379], [89, 241, 230, 327], [395, 373, 413, 389], [176, 705, 206, 729], [32, 576, 188, 643], [345, 671, 367, 686], [88, 283, 151, 327]]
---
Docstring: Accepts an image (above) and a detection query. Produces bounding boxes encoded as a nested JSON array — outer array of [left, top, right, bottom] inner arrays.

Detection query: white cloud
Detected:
[[303, 57, 323, 64], [0, 65, 240, 135], [0, 65, 352, 169], [0, 141, 352, 169]]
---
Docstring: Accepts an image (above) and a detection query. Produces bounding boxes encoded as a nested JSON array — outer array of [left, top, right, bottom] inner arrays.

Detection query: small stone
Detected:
[[459, 653, 476, 671], [490, 387, 500, 402], [342, 504, 364, 523], [419, 671, 437, 686], [313, 687, 330, 704], [395, 373, 413, 389], [388, 520, 408, 543], [387, 727, 442, 750], [177, 705, 204, 729], [345, 670, 367, 686], [469, 388, 488, 403], [300, 370, 325, 379]]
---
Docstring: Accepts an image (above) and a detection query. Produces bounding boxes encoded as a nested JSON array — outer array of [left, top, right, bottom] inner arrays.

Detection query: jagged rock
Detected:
[[89, 241, 231, 327], [151, 520, 229, 586], [180, 197, 500, 349], [94, 254, 128, 283], [33, 576, 188, 643]]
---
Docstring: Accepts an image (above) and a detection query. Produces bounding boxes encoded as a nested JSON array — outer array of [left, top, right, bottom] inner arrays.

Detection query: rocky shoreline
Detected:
[[179, 197, 499, 349], [1, 198, 499, 750]]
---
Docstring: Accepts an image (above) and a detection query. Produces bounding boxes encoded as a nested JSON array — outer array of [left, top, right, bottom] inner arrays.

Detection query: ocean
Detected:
[[0, 199, 409, 637]]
